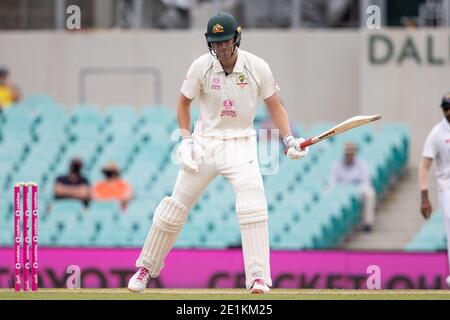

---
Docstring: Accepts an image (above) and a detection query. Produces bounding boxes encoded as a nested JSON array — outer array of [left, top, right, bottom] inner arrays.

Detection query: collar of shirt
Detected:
[[212, 49, 245, 74]]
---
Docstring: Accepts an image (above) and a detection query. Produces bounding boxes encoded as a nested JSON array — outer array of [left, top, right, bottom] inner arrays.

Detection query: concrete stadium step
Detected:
[[340, 166, 437, 250]]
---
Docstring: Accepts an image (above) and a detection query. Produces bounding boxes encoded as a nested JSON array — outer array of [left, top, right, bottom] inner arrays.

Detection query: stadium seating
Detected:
[[405, 211, 447, 251], [0, 95, 410, 249]]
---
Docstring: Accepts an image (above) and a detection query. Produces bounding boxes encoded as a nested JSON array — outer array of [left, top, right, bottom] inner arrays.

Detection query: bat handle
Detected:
[[283, 137, 313, 155], [299, 138, 313, 149]]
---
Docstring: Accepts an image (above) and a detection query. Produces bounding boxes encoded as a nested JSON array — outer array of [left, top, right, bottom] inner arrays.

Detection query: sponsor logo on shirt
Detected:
[[220, 99, 237, 118], [236, 74, 248, 89], [211, 77, 221, 90]]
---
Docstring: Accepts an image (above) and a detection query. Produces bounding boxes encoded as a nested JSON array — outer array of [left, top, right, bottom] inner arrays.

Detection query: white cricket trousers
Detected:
[[136, 134, 272, 289]]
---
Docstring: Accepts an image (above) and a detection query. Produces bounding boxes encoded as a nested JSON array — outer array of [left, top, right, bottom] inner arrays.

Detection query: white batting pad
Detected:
[[240, 220, 272, 289], [235, 184, 272, 289], [235, 184, 268, 224], [136, 196, 188, 277]]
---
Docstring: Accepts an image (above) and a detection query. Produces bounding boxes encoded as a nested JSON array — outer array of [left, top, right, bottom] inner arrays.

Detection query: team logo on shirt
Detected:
[[236, 74, 248, 89], [220, 99, 237, 118], [211, 77, 221, 90], [212, 24, 224, 33]]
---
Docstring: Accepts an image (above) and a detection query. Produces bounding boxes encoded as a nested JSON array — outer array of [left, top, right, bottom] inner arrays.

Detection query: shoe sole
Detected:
[[251, 289, 264, 294], [251, 288, 269, 294], [128, 288, 145, 293]]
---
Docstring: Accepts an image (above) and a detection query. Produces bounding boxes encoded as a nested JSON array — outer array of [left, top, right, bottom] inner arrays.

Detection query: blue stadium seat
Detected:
[[51, 199, 84, 215], [0, 224, 12, 246], [140, 106, 176, 127], [88, 200, 120, 215], [93, 220, 131, 247], [36, 104, 67, 122], [70, 104, 102, 123], [105, 105, 137, 127], [23, 94, 54, 106], [57, 229, 92, 246], [405, 211, 447, 251], [174, 225, 204, 248]]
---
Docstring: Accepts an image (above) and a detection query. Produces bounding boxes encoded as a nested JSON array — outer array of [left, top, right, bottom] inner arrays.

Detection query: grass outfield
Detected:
[[1, 289, 450, 300]]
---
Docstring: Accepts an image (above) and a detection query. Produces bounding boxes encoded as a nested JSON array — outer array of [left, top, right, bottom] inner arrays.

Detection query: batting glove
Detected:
[[283, 135, 309, 160], [177, 137, 204, 173]]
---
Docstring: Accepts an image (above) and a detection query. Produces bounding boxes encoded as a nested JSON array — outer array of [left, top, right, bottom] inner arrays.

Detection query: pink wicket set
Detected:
[[14, 182, 38, 292]]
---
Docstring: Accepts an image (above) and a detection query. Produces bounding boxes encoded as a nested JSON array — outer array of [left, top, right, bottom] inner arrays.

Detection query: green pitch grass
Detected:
[[1, 289, 450, 300]]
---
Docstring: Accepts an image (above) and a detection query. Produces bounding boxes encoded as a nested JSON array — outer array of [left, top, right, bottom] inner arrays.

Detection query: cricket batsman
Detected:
[[419, 92, 450, 288], [128, 12, 309, 294]]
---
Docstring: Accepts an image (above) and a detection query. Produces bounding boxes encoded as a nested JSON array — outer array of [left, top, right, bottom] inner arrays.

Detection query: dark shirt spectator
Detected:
[[54, 157, 91, 207]]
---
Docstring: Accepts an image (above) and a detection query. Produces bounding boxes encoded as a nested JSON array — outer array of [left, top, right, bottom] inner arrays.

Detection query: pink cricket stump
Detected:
[[30, 183, 38, 291], [13, 184, 21, 292], [22, 184, 30, 291]]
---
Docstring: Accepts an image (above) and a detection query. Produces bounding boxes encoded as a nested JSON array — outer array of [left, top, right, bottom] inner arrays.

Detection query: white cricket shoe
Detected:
[[250, 279, 270, 294], [446, 275, 450, 289], [128, 267, 150, 293]]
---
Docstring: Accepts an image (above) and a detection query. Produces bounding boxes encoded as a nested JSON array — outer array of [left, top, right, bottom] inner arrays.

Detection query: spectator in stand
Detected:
[[0, 68, 21, 112], [54, 157, 91, 207], [92, 161, 133, 211], [328, 142, 376, 232]]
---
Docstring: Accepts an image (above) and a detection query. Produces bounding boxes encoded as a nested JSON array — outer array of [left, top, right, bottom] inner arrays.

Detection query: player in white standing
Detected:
[[128, 13, 309, 294], [419, 92, 450, 288]]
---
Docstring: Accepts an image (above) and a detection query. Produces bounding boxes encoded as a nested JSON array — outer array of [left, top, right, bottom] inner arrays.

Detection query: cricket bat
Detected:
[[285, 114, 382, 153]]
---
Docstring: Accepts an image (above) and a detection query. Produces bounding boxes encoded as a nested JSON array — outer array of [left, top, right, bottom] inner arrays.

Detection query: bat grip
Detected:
[[299, 138, 313, 149], [283, 137, 313, 155]]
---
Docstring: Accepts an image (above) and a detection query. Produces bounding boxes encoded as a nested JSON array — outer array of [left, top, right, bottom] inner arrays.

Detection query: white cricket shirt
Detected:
[[422, 119, 450, 191], [329, 158, 372, 189], [181, 49, 280, 138]]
